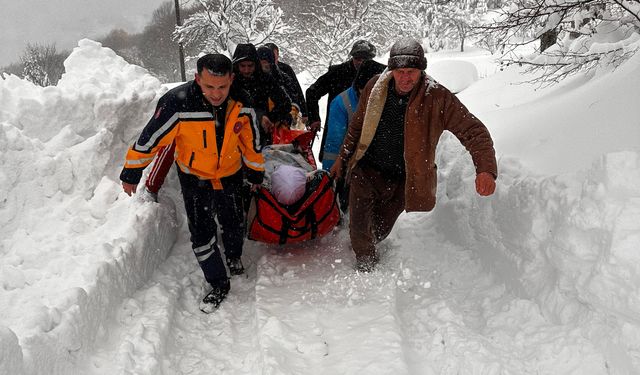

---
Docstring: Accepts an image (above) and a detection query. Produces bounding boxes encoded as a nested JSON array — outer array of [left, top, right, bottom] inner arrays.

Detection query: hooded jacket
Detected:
[[338, 71, 497, 212], [232, 43, 292, 144], [257, 46, 307, 117]]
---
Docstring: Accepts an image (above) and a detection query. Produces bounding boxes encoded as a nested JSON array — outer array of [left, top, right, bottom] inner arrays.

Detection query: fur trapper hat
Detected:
[[387, 38, 427, 70]]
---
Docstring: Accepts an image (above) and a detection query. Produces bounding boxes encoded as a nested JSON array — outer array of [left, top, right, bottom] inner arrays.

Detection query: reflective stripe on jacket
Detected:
[[122, 81, 264, 189]]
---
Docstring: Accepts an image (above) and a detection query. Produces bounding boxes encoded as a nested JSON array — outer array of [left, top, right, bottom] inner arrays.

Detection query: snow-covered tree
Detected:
[[20, 43, 66, 87], [408, 0, 487, 52], [174, 0, 289, 59], [289, 0, 373, 73], [287, 0, 409, 75], [476, 0, 640, 83], [445, 0, 487, 52]]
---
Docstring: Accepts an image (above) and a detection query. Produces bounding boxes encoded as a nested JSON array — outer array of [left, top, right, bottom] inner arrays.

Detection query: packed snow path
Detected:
[[77, 202, 608, 375]]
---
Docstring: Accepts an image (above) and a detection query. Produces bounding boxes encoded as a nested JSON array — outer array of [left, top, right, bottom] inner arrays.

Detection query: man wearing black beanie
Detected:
[[256, 45, 306, 119], [264, 42, 308, 121], [306, 40, 377, 162]]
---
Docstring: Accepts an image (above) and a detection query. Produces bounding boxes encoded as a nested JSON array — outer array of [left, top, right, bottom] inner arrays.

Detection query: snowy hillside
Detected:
[[1, 39, 640, 374]]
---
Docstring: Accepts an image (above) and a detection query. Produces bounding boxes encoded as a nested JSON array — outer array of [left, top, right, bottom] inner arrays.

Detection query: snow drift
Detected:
[[0, 39, 179, 375]]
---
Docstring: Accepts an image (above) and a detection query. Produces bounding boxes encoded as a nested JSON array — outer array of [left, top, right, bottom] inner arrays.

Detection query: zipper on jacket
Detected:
[[189, 152, 195, 168], [203, 129, 207, 148]]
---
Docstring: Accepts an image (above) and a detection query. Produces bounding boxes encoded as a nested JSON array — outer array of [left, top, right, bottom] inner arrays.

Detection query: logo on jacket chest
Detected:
[[233, 121, 242, 134]]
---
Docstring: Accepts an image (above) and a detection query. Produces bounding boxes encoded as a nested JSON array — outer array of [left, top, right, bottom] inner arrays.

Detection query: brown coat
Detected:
[[338, 71, 497, 212]]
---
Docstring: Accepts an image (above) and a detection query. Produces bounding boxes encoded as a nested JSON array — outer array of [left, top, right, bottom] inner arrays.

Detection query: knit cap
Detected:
[[256, 46, 275, 64], [349, 40, 376, 59]]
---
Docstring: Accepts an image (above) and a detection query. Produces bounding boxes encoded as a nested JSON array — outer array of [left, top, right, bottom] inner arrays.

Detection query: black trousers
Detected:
[[177, 169, 245, 290]]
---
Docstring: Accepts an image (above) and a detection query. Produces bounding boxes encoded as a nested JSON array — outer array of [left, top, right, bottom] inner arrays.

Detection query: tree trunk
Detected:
[[540, 28, 559, 52]]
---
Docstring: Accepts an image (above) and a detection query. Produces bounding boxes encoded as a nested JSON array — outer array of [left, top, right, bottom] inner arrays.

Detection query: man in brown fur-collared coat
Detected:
[[330, 38, 497, 272]]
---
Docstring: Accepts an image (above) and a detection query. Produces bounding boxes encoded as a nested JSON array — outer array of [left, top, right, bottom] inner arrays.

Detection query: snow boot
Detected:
[[227, 258, 245, 276], [354, 254, 379, 273], [199, 284, 229, 313]]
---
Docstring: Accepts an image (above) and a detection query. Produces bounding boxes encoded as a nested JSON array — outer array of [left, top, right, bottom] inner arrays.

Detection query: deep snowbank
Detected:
[[433, 145, 640, 372], [428, 59, 479, 93], [431, 54, 640, 370], [0, 40, 179, 375], [459, 50, 640, 176]]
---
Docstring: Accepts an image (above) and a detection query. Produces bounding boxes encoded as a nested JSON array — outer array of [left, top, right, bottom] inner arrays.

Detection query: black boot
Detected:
[[227, 258, 245, 276], [199, 283, 229, 313]]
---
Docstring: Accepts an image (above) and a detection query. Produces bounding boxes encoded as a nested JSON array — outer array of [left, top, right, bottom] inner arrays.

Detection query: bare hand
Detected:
[[261, 116, 274, 133], [330, 158, 345, 180], [475, 172, 496, 196], [250, 183, 261, 192], [308, 120, 321, 132], [122, 182, 138, 196]]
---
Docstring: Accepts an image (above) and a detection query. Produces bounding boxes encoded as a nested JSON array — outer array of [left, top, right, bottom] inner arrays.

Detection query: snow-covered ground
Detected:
[[1, 38, 640, 374]]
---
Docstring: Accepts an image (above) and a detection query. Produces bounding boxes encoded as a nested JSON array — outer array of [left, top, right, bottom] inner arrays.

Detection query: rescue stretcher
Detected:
[[246, 128, 341, 244]]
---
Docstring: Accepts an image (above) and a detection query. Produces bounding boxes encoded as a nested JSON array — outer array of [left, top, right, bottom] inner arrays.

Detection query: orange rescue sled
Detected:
[[247, 172, 340, 244]]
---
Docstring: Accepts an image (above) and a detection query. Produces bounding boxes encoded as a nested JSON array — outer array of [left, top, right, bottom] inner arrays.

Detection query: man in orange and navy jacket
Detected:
[[120, 54, 264, 313]]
